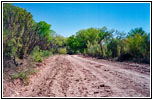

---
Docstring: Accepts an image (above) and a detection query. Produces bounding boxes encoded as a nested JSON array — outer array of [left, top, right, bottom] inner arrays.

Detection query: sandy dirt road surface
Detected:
[[3, 55, 150, 97]]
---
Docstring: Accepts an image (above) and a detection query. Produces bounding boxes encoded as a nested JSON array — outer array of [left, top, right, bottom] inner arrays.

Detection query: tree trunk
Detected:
[[99, 41, 103, 58]]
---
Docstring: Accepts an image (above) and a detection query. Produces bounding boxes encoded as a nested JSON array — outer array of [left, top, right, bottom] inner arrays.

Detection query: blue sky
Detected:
[[13, 3, 150, 37]]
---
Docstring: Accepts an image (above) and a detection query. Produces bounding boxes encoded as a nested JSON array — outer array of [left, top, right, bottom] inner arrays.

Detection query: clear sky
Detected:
[[13, 3, 150, 37]]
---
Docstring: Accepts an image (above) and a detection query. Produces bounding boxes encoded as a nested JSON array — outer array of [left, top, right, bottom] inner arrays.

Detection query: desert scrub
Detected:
[[58, 48, 67, 54], [12, 69, 38, 85], [12, 71, 29, 85], [30, 46, 52, 62], [30, 46, 43, 62], [42, 50, 52, 58]]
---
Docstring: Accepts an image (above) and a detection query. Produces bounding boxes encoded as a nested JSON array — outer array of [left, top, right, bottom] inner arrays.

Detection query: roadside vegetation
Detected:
[[67, 27, 150, 64], [3, 3, 150, 71]]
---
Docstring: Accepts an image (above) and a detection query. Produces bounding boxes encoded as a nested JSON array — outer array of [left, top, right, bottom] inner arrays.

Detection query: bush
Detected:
[[127, 28, 150, 60], [50, 48, 56, 54], [87, 42, 101, 57], [12, 71, 27, 79], [42, 50, 52, 58], [102, 44, 112, 58], [30, 46, 53, 62], [12, 71, 29, 85], [127, 34, 149, 59], [30, 46, 43, 62], [58, 48, 67, 54], [12, 69, 38, 85]]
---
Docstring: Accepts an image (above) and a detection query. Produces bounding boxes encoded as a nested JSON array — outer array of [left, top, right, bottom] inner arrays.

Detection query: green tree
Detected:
[[67, 35, 79, 54], [3, 3, 55, 66], [51, 35, 67, 53], [76, 28, 100, 53], [98, 27, 113, 58], [3, 3, 34, 64], [127, 28, 150, 60]]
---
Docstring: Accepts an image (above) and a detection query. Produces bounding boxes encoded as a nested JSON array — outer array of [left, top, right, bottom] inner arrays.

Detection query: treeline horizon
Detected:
[[3, 3, 150, 68]]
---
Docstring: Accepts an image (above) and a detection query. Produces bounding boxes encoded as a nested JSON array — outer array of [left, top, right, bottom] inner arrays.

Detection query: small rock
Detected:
[[94, 91, 99, 94], [100, 84, 105, 87]]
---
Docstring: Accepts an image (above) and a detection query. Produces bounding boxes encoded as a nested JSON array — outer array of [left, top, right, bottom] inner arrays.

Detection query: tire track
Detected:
[[66, 55, 113, 97], [3, 55, 150, 97], [15, 56, 61, 97], [70, 55, 150, 97]]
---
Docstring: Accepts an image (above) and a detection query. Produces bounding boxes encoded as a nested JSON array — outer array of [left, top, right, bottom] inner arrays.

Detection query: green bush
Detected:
[[102, 44, 109, 58], [87, 42, 101, 57], [12, 71, 27, 79], [30, 46, 43, 62], [12, 69, 38, 85], [30, 46, 53, 62], [58, 48, 67, 54], [126, 28, 150, 59], [50, 48, 56, 54], [12, 71, 29, 85], [127, 34, 149, 59], [42, 50, 52, 58]]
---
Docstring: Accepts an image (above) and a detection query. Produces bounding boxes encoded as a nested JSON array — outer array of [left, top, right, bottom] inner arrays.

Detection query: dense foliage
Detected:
[[3, 3, 55, 66], [67, 27, 150, 63], [3, 3, 150, 68]]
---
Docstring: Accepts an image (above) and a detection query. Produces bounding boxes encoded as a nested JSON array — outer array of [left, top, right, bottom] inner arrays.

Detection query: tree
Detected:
[[3, 3, 34, 64], [98, 27, 113, 58], [67, 35, 79, 54], [51, 35, 67, 53], [76, 28, 100, 53], [127, 28, 150, 59], [3, 3, 56, 66]]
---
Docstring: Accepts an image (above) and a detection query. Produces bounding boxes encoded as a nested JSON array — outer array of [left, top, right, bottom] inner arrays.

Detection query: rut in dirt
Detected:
[[3, 55, 150, 97]]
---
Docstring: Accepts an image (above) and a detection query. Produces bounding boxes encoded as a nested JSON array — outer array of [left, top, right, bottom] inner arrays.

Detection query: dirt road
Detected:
[[3, 55, 150, 97]]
